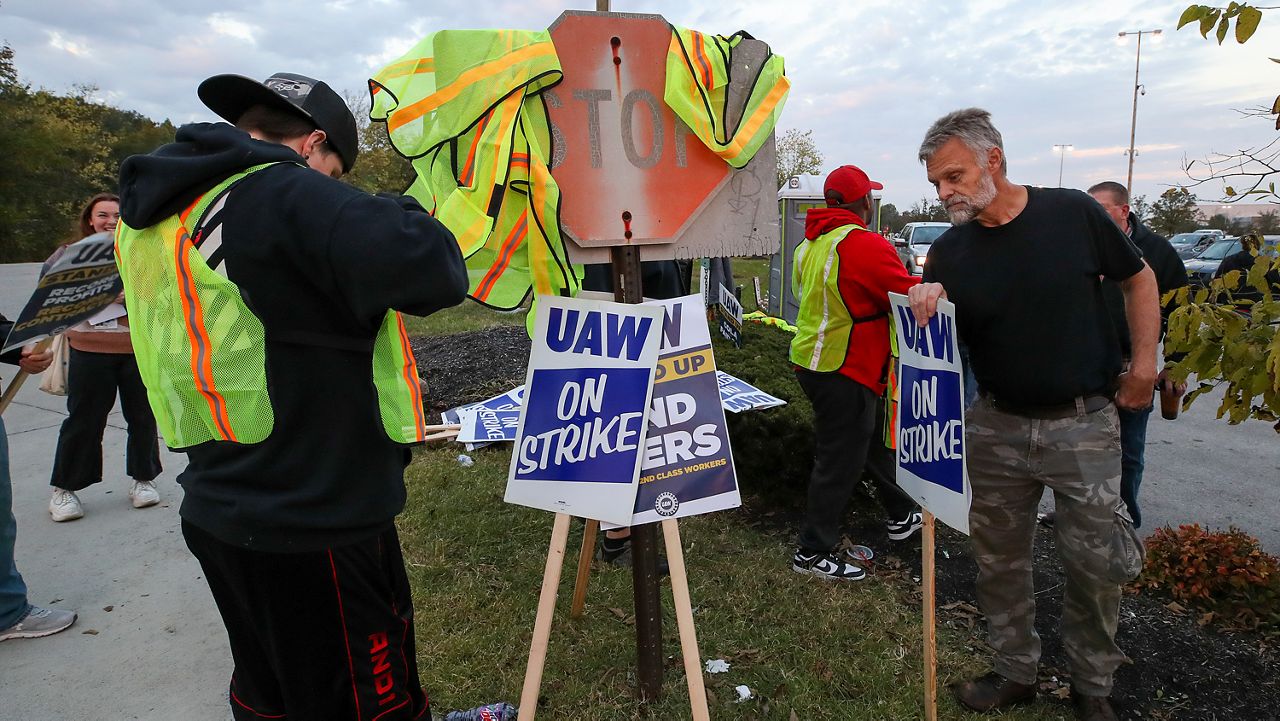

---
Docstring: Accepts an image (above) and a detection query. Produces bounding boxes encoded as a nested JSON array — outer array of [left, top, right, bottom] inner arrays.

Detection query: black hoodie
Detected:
[[119, 123, 469, 551]]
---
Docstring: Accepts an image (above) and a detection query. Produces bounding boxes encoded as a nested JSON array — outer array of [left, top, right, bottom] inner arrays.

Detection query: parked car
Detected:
[[1184, 236, 1280, 287], [894, 222, 951, 276], [1169, 229, 1225, 260]]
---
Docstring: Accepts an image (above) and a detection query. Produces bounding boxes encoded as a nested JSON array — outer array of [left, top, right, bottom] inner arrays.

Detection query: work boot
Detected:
[[1071, 689, 1119, 721], [952, 671, 1036, 712]]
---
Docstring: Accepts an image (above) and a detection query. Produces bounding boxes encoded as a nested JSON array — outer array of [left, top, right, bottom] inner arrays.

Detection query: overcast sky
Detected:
[[2, 0, 1277, 210]]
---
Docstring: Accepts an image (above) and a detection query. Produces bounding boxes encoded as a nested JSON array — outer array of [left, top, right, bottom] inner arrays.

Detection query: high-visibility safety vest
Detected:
[[788, 223, 879, 372], [665, 26, 791, 169], [369, 30, 580, 312], [115, 163, 427, 449]]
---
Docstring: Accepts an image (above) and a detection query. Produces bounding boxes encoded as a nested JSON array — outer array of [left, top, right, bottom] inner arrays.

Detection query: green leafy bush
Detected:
[[1136, 524, 1280, 634], [711, 320, 815, 501]]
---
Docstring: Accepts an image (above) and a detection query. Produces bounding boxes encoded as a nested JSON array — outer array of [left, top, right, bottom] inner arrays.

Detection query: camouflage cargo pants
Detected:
[[966, 396, 1144, 696]]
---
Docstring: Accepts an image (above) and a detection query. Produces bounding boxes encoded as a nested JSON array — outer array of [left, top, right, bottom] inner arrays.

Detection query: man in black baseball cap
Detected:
[[198, 72, 360, 175], [116, 68, 468, 720]]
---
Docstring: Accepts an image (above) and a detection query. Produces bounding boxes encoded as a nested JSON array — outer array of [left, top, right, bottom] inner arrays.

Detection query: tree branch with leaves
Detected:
[[1168, 4, 1280, 430]]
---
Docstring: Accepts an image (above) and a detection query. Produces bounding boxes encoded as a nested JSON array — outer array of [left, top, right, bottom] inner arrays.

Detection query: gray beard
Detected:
[[946, 171, 997, 225]]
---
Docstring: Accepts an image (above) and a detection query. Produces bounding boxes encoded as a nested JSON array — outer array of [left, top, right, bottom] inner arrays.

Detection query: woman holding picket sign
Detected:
[[43, 193, 162, 522]]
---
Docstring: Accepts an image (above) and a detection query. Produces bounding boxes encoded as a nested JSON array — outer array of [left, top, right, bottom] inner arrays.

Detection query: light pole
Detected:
[[1053, 144, 1073, 187], [1119, 28, 1161, 198]]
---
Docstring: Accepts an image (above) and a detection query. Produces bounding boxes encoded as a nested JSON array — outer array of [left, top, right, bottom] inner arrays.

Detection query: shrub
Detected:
[[712, 320, 815, 501], [1135, 524, 1280, 634]]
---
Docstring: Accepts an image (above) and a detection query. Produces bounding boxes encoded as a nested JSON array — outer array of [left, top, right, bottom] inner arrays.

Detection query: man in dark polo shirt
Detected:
[[1088, 180, 1187, 528], [909, 109, 1159, 721]]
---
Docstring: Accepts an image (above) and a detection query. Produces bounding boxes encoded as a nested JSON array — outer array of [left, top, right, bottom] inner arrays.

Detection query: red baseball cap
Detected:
[[824, 165, 883, 206]]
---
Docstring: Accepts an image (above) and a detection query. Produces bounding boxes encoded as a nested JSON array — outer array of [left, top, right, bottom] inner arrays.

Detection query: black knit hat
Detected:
[[198, 72, 358, 173]]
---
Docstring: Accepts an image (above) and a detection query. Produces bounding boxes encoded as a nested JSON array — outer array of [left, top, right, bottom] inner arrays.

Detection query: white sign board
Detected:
[[888, 293, 972, 535], [504, 295, 664, 525], [716, 371, 787, 413], [617, 295, 739, 526]]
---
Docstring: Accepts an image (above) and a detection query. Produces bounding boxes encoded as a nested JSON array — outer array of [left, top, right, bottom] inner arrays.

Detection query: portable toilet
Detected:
[[769, 175, 881, 323]]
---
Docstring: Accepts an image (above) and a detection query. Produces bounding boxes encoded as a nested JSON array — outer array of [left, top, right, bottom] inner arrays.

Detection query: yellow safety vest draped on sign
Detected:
[[370, 30, 581, 311], [115, 163, 427, 448], [665, 26, 790, 169]]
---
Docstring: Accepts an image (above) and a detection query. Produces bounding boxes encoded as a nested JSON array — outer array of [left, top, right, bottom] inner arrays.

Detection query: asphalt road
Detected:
[[1, 260, 1277, 719]]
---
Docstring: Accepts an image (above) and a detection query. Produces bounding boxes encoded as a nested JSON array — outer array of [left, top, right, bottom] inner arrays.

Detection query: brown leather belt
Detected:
[[984, 393, 1112, 419]]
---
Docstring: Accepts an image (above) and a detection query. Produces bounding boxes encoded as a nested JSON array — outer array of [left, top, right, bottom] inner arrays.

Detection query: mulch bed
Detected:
[[411, 326, 1280, 720]]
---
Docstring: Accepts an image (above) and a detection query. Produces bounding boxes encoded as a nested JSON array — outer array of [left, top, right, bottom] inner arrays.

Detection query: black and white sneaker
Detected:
[[886, 511, 924, 541], [792, 549, 866, 581]]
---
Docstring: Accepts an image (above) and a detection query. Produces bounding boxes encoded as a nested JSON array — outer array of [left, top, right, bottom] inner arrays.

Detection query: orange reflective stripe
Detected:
[[376, 57, 436, 81], [387, 42, 555, 132], [172, 228, 236, 441], [459, 110, 492, 188], [720, 78, 790, 158], [475, 212, 528, 300], [395, 314, 426, 441], [692, 32, 715, 91]]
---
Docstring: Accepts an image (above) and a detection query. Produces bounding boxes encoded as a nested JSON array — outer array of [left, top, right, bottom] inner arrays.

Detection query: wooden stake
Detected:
[[422, 423, 462, 432], [422, 429, 460, 442], [922, 510, 938, 721], [570, 519, 598, 618], [518, 512, 572, 721], [662, 519, 710, 721]]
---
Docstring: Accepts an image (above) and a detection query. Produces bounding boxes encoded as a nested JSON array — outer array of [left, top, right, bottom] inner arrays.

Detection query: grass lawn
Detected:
[[396, 267, 1070, 717], [397, 284, 1071, 719], [400, 444, 1070, 720]]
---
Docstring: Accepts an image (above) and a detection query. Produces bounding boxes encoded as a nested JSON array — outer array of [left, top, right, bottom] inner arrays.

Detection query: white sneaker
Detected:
[[49, 489, 84, 522], [0, 605, 77, 641], [129, 480, 160, 509]]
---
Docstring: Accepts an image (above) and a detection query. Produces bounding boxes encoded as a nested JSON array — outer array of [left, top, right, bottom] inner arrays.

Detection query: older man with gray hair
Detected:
[[907, 108, 1159, 721]]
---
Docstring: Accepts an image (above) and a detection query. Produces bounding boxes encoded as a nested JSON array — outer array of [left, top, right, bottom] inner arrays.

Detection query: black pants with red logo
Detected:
[[183, 521, 430, 721]]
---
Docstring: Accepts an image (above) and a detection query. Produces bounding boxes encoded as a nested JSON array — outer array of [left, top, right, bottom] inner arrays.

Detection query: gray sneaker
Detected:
[[0, 605, 77, 641]]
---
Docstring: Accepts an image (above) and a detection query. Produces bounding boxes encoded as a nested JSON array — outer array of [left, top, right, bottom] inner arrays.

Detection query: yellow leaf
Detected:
[[1236, 6, 1263, 43], [1178, 4, 1205, 30]]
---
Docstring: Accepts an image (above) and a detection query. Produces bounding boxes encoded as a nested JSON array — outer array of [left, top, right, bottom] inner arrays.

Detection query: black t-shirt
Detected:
[[923, 187, 1144, 405]]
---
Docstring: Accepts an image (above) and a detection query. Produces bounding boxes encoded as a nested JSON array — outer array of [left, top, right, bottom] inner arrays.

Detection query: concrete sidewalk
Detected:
[[2, 263, 229, 720]]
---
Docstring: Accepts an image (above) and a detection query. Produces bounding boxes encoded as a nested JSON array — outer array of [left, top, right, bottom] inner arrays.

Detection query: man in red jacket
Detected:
[[789, 165, 923, 581]]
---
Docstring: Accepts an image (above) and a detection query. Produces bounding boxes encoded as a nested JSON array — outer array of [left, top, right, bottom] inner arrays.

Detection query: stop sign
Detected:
[[546, 11, 775, 258]]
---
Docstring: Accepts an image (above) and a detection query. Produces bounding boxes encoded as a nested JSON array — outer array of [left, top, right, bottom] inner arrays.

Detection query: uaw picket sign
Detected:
[[888, 293, 971, 535], [545, 10, 778, 262], [613, 295, 738, 527], [2, 232, 122, 353], [505, 295, 664, 525]]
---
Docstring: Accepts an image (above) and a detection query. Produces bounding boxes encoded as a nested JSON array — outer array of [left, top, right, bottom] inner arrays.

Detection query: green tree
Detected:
[[879, 202, 902, 234], [1206, 212, 1232, 231], [0, 45, 174, 262], [342, 90, 416, 195], [1254, 209, 1280, 233], [1131, 193, 1152, 222], [1168, 4, 1280, 429], [1147, 187, 1204, 236], [775, 128, 823, 189], [900, 197, 948, 224]]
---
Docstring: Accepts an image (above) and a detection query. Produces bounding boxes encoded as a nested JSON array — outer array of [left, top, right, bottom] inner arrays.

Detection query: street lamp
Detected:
[[1119, 28, 1161, 198], [1053, 144, 1073, 187]]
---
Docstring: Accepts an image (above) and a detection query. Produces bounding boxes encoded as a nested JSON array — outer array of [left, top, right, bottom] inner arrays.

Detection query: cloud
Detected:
[[47, 31, 90, 58], [208, 14, 260, 45], [1, 0, 1276, 207]]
